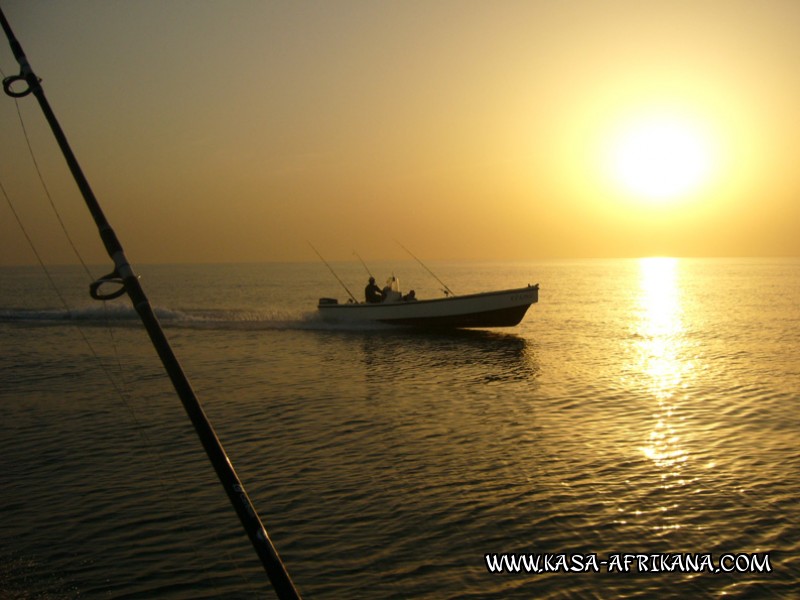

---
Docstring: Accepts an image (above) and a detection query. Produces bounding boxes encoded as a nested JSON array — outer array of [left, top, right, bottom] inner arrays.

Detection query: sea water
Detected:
[[1, 258, 798, 599]]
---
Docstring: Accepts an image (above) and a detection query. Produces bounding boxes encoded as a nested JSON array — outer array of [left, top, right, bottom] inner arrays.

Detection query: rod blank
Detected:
[[0, 9, 300, 599]]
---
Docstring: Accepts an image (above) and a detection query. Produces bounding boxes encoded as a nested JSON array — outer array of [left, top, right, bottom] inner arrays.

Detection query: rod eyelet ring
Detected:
[[90, 271, 126, 301], [3, 74, 34, 98]]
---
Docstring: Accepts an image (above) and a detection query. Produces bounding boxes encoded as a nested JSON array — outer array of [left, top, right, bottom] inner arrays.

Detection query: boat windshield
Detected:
[[383, 276, 402, 302]]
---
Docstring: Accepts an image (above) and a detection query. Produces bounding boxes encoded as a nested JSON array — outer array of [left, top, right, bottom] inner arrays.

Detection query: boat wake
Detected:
[[0, 305, 394, 331]]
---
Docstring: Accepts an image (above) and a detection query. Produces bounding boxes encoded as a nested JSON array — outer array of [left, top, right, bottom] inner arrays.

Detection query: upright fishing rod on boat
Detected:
[[309, 243, 357, 302], [0, 9, 300, 599], [397, 241, 456, 297], [353, 250, 373, 279]]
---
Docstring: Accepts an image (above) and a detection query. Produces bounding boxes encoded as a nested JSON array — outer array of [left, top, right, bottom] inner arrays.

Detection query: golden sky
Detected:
[[1, 0, 799, 265]]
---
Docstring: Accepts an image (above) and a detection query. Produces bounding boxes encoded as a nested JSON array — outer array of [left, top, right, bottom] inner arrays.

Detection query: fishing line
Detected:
[[5, 76, 129, 404], [2, 63, 127, 377], [1, 90, 271, 600], [2, 178, 255, 590], [1, 76, 135, 401], [8, 92, 95, 279], [3, 59, 138, 411], [3, 12, 299, 596], [0, 96, 255, 594], [2, 96, 265, 600], [1, 181, 65, 297], [1, 94, 125, 408], [1, 178, 145, 444]]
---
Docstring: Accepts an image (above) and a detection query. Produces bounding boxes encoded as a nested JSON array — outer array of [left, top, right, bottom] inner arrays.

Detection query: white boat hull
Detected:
[[317, 284, 538, 328]]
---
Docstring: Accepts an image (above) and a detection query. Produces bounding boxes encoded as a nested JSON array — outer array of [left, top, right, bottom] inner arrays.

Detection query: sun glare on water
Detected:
[[606, 114, 717, 204]]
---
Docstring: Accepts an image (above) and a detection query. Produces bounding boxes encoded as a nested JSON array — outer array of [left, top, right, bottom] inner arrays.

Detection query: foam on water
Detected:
[[0, 304, 400, 332]]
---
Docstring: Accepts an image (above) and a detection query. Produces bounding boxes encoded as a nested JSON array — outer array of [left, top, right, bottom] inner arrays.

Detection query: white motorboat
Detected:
[[318, 283, 539, 328]]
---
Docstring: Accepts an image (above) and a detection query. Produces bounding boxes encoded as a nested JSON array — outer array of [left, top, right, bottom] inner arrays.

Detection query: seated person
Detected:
[[402, 290, 417, 302], [365, 277, 384, 303]]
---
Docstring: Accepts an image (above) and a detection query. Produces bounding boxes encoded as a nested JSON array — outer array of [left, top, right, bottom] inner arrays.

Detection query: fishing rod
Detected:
[[0, 9, 301, 600], [396, 241, 456, 297], [309, 243, 357, 302], [353, 250, 373, 279]]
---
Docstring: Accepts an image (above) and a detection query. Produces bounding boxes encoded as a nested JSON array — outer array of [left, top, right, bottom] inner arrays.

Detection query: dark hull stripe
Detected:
[[376, 303, 532, 328]]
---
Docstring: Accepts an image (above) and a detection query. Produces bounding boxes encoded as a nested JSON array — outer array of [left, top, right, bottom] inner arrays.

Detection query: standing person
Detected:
[[365, 276, 384, 303]]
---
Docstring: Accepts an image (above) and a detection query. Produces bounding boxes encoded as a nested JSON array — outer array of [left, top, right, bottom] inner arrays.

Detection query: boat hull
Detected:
[[317, 284, 538, 328]]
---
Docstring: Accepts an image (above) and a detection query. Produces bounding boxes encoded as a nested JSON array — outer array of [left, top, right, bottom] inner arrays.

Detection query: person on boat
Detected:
[[382, 276, 402, 302], [365, 277, 384, 303], [403, 290, 417, 302]]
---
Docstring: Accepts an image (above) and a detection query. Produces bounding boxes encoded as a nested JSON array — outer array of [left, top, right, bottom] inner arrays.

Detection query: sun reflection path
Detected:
[[635, 258, 692, 480]]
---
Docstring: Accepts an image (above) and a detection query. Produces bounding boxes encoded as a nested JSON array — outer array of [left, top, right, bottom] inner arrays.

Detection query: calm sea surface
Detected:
[[1, 258, 798, 599]]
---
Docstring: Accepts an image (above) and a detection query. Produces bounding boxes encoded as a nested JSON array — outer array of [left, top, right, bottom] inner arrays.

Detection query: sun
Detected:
[[606, 114, 716, 203]]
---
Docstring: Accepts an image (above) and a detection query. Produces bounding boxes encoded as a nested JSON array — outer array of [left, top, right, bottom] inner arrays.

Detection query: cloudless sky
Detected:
[[1, 0, 799, 265]]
